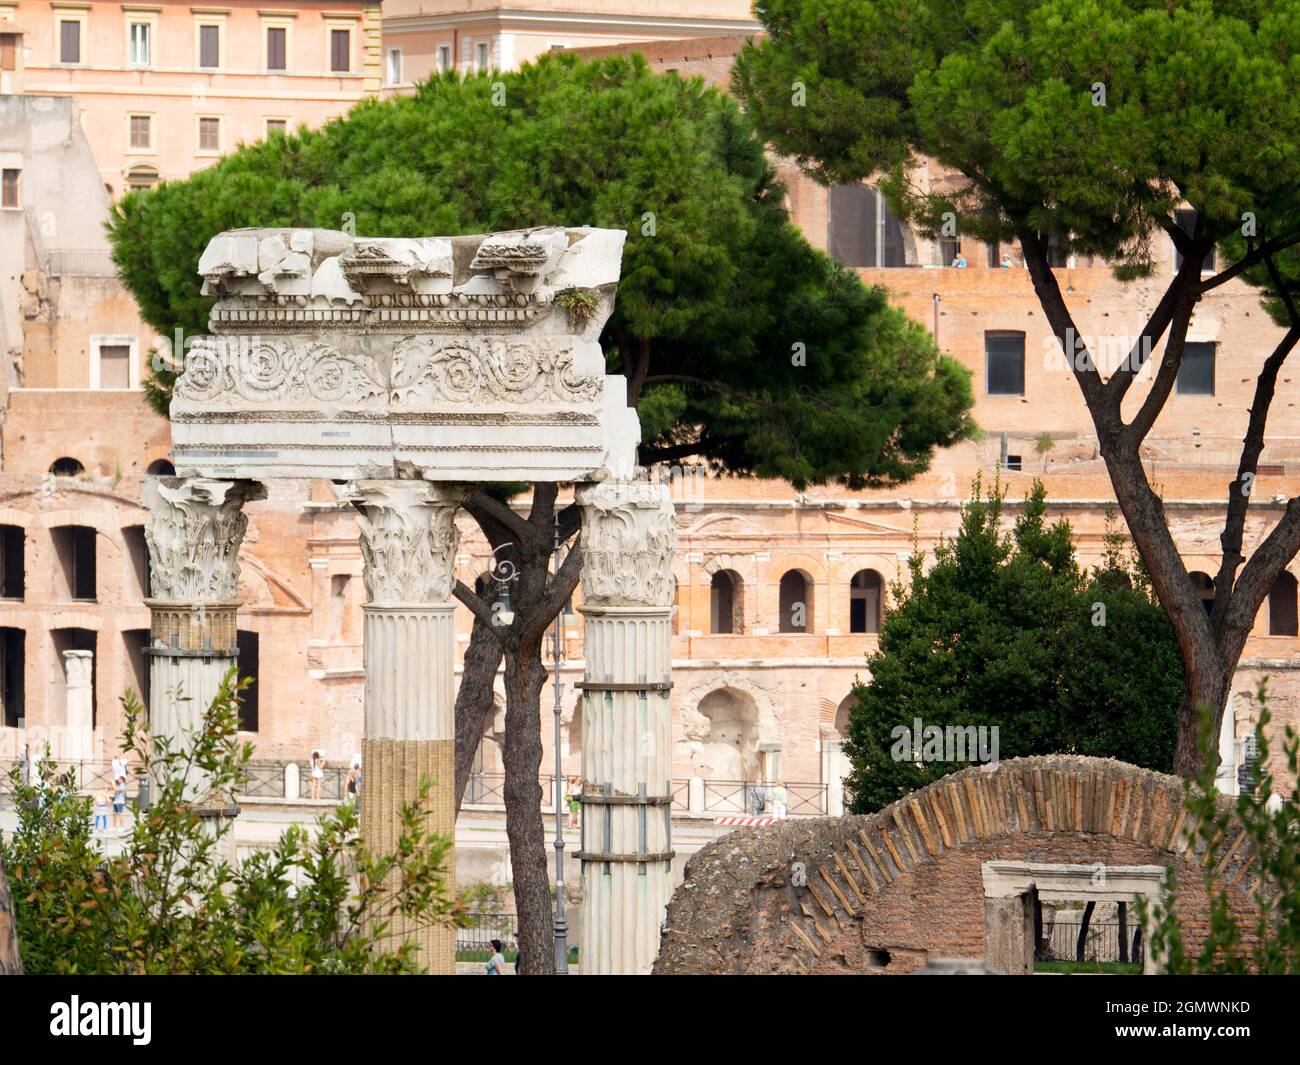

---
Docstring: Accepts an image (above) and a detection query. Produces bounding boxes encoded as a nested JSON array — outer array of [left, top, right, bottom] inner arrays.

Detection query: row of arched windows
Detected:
[[48, 457, 175, 478], [708, 568, 885, 635], [1192, 570, 1299, 637]]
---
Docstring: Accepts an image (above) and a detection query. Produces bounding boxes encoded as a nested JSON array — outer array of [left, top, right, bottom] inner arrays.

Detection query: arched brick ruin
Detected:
[[655, 756, 1262, 974]]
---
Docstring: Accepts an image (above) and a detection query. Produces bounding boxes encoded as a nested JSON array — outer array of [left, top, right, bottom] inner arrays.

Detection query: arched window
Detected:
[[1269, 571, 1298, 636], [49, 457, 84, 477], [146, 458, 175, 476], [51, 525, 96, 601], [710, 570, 742, 634], [850, 569, 884, 634], [779, 570, 812, 633], [125, 164, 159, 191], [1190, 571, 1214, 615]]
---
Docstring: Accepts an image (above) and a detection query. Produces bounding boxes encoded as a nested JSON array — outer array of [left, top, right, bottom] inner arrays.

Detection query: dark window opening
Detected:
[[123, 628, 150, 714], [710, 570, 741, 634], [986, 332, 1026, 396], [51, 525, 97, 601], [0, 627, 24, 728], [1176, 341, 1215, 396], [850, 569, 883, 634], [827, 185, 907, 268], [123, 525, 150, 599], [779, 570, 811, 633], [146, 458, 175, 476], [1269, 572, 1298, 637], [330, 28, 350, 72], [1191, 571, 1215, 616], [237, 630, 259, 731], [0, 525, 23, 599], [50, 457, 84, 477], [266, 25, 287, 70]]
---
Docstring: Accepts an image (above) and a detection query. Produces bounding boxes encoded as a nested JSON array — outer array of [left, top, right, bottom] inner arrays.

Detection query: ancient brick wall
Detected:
[[654, 756, 1262, 974]]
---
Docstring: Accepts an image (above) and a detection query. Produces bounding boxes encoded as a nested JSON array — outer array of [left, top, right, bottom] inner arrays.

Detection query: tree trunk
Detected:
[[1075, 900, 1096, 964], [0, 852, 22, 974], [1171, 659, 1233, 778], [502, 638, 553, 975], [453, 615, 504, 812], [1117, 901, 1128, 963]]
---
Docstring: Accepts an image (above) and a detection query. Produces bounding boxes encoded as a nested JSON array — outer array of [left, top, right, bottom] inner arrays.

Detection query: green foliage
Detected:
[[736, 0, 1300, 314], [843, 477, 1183, 813], [1141, 682, 1300, 973], [1, 671, 466, 974], [108, 53, 973, 488]]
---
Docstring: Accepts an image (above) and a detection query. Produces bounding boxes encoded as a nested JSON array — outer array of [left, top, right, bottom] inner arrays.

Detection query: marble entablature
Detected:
[[172, 226, 640, 483]]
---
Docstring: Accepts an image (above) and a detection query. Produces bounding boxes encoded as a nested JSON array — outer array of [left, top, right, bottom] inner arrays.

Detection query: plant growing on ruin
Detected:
[[843, 478, 1183, 813], [554, 287, 600, 328], [0, 672, 466, 974], [1140, 682, 1300, 973], [738, 0, 1300, 776], [107, 53, 975, 974]]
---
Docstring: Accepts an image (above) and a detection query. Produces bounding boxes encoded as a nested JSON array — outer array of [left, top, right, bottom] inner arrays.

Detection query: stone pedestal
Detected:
[[350, 479, 466, 974], [143, 477, 265, 797], [576, 480, 677, 975], [62, 650, 94, 766]]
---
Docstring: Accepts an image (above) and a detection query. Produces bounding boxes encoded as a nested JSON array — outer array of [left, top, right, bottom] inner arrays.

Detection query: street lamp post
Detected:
[[550, 517, 569, 973]]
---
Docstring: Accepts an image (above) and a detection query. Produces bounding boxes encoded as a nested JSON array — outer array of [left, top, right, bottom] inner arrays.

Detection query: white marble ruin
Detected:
[[145, 226, 676, 975]]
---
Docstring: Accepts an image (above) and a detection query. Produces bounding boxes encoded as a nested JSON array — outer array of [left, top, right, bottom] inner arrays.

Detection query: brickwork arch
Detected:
[[654, 756, 1262, 974]]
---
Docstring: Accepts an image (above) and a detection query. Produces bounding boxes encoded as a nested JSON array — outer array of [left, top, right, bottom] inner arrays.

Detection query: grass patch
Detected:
[[1035, 959, 1142, 975]]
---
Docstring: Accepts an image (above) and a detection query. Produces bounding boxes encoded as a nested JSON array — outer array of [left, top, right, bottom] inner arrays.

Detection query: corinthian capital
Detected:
[[577, 479, 677, 608], [144, 478, 267, 602], [349, 481, 469, 604]]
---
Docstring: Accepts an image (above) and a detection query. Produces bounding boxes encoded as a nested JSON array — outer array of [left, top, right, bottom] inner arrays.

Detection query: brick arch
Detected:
[[655, 756, 1261, 974]]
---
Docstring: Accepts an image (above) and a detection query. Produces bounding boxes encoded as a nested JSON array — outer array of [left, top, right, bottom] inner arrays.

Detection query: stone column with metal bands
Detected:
[[144, 477, 266, 798], [350, 480, 467, 974], [576, 479, 677, 975]]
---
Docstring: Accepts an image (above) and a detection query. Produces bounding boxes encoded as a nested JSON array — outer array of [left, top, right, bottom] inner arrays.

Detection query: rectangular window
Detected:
[[128, 114, 150, 150], [1176, 341, 1216, 396], [330, 28, 350, 72], [129, 21, 150, 65], [476, 41, 488, 71], [199, 23, 220, 68], [98, 344, 131, 388], [59, 18, 80, 63], [265, 118, 287, 137], [266, 26, 286, 70], [437, 45, 450, 72], [986, 331, 1026, 396], [1, 168, 17, 208], [198, 116, 221, 152], [387, 47, 401, 84]]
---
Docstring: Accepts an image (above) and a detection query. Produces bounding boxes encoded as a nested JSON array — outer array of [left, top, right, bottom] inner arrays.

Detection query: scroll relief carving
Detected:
[[391, 336, 600, 407], [145, 478, 267, 601], [174, 337, 387, 411], [578, 481, 677, 608]]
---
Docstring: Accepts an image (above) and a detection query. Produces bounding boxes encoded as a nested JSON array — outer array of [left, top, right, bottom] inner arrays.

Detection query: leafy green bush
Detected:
[[1142, 683, 1300, 974], [1, 670, 466, 974]]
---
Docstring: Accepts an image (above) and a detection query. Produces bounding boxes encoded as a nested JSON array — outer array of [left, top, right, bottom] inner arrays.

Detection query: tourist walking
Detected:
[[111, 776, 127, 831], [309, 750, 325, 800], [486, 939, 508, 976], [93, 790, 109, 833], [345, 759, 360, 804]]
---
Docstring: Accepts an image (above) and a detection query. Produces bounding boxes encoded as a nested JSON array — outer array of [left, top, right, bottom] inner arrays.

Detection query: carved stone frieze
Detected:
[[390, 336, 599, 407]]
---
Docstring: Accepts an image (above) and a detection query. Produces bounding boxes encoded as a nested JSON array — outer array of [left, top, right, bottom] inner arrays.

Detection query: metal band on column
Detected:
[[576, 479, 677, 975], [144, 477, 265, 800], [349, 479, 468, 975]]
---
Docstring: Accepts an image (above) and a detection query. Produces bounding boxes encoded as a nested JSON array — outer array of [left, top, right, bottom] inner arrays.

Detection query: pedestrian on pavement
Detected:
[[566, 776, 580, 829], [310, 750, 325, 800], [111, 776, 127, 831], [111, 755, 127, 783], [93, 790, 109, 833], [486, 939, 508, 976], [771, 780, 788, 820], [345, 761, 360, 804]]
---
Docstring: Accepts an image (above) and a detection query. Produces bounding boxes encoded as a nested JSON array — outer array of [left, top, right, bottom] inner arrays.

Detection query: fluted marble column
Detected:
[[576, 479, 677, 975], [144, 477, 265, 798], [349, 479, 467, 974]]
